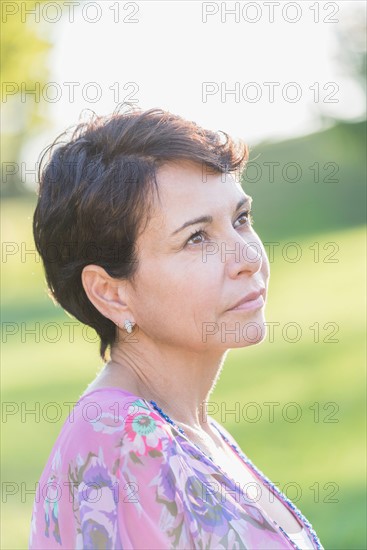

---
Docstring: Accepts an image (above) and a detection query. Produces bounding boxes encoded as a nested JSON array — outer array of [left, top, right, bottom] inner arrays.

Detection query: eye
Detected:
[[185, 210, 254, 247], [234, 210, 254, 228]]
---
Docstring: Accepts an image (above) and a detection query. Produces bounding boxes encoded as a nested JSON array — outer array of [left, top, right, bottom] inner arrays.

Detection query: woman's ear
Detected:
[[81, 265, 134, 325]]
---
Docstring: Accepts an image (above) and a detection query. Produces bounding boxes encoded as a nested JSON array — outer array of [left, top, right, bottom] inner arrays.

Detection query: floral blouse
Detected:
[[29, 387, 324, 549]]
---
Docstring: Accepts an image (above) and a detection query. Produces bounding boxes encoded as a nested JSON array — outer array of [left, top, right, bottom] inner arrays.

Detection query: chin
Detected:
[[238, 315, 267, 347], [212, 317, 268, 349], [244, 317, 267, 345], [234, 329, 266, 348]]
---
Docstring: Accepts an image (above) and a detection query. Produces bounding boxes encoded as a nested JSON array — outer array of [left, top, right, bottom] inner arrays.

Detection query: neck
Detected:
[[101, 334, 229, 432]]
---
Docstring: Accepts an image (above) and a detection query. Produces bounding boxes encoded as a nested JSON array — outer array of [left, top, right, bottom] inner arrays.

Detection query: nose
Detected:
[[224, 232, 263, 278]]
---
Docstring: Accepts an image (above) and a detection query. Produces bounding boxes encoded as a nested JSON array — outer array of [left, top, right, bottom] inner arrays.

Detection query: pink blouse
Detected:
[[29, 387, 324, 549]]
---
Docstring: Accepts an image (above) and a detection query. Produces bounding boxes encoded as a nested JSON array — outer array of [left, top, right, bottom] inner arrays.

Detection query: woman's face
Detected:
[[125, 160, 270, 351]]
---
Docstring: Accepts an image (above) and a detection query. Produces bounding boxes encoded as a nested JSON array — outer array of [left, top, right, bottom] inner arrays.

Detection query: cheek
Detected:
[[131, 261, 184, 319], [134, 259, 220, 328], [133, 284, 217, 351]]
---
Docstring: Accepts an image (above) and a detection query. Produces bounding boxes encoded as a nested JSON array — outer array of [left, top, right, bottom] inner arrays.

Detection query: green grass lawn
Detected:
[[1, 197, 366, 549]]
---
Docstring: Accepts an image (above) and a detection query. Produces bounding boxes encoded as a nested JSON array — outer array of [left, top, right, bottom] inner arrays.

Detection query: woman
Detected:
[[29, 105, 324, 549]]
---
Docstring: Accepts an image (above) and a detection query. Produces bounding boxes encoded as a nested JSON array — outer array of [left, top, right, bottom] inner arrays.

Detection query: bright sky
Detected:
[[23, 0, 366, 175]]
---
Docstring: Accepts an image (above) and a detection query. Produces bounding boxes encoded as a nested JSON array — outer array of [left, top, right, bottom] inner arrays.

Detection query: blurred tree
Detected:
[[0, 1, 76, 196], [243, 5, 366, 242], [334, 3, 367, 99], [319, 3, 367, 126]]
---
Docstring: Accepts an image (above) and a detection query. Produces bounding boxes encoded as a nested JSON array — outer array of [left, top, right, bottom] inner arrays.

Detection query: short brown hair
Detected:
[[33, 103, 249, 361]]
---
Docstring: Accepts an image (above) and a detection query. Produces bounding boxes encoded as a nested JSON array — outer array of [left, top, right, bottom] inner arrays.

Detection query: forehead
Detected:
[[148, 161, 246, 232]]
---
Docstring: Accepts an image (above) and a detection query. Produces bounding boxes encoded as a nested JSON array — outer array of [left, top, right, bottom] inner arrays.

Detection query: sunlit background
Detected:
[[1, 1, 366, 548]]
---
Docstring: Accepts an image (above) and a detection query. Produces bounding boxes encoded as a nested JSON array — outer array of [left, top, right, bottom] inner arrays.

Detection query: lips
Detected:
[[228, 288, 265, 311]]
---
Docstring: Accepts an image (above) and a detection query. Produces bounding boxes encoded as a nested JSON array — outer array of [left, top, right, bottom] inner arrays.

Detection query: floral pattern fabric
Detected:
[[29, 387, 323, 549]]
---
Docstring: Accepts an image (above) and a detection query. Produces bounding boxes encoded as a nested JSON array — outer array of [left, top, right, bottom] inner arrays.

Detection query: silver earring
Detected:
[[124, 319, 134, 334]]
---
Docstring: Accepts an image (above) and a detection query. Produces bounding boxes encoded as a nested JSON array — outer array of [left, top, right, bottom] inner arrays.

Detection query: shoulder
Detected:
[[56, 388, 176, 462], [29, 389, 180, 548]]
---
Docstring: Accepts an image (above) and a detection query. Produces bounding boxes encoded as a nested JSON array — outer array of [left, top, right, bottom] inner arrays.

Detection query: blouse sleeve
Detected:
[[29, 394, 194, 549]]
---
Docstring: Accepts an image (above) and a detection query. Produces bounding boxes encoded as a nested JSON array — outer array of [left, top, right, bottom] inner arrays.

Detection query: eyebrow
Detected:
[[171, 195, 253, 236]]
